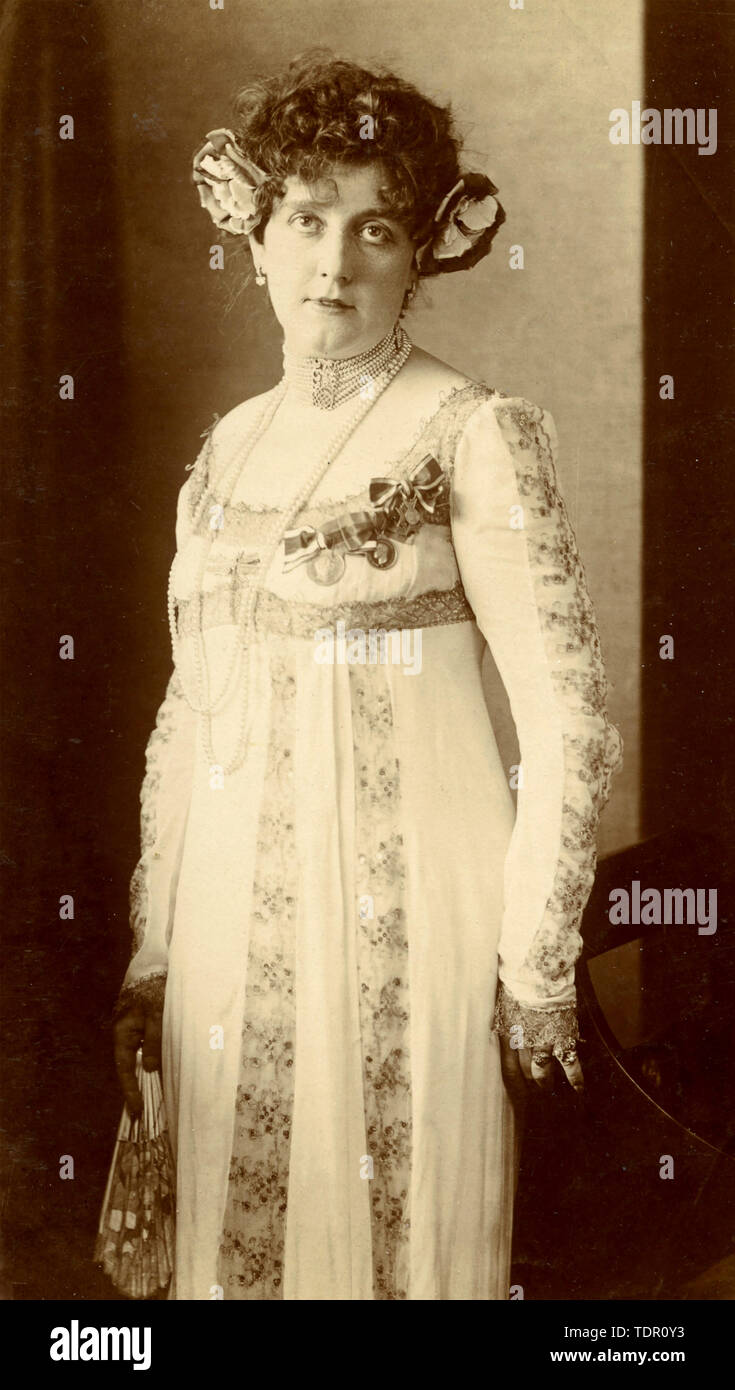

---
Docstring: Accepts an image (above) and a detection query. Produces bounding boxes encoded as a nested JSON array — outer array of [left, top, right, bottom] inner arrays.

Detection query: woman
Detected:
[[109, 52, 623, 1301]]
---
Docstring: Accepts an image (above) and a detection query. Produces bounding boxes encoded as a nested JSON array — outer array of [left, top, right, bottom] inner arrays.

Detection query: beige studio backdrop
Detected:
[[106, 0, 641, 856]]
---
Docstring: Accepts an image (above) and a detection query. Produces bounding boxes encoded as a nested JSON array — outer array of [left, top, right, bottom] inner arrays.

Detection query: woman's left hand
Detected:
[[499, 1036, 584, 1101]]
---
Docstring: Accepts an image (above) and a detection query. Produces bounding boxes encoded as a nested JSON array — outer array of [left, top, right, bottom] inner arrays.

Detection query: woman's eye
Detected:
[[291, 214, 320, 231], [362, 223, 391, 243]]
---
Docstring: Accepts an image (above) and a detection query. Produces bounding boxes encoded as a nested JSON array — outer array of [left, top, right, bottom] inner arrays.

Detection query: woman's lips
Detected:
[[308, 299, 354, 312]]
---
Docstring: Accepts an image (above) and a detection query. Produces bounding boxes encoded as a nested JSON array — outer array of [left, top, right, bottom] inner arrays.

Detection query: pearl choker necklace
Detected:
[[282, 322, 409, 410]]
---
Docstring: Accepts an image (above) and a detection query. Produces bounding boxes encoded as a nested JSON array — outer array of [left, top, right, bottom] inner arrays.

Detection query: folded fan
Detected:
[[94, 1049, 175, 1299]]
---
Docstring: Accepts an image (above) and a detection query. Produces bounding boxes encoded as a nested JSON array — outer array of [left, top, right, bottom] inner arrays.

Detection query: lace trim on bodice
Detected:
[[185, 380, 497, 536]]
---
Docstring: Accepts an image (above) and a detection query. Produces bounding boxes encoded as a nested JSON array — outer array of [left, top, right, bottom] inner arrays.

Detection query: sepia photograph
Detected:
[[1, 0, 733, 1351]]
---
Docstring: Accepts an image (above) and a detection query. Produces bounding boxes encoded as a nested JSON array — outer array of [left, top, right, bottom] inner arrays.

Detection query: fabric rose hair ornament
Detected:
[[192, 128, 269, 235], [416, 172, 506, 275]]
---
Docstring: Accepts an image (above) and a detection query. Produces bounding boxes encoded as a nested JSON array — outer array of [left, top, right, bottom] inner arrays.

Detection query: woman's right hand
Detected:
[[113, 998, 163, 1117]]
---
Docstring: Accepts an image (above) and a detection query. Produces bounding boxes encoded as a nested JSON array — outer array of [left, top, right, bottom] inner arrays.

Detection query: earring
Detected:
[[401, 279, 418, 315], [255, 268, 266, 286]]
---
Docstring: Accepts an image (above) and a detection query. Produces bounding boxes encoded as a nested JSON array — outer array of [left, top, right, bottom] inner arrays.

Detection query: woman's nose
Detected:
[[317, 229, 354, 282]]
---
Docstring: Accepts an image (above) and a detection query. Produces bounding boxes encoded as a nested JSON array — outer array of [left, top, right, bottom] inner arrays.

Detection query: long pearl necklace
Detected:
[[167, 325, 412, 775]]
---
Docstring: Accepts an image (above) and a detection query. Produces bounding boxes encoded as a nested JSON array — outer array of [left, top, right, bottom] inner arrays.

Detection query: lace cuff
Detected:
[[112, 970, 167, 1023], [492, 979, 579, 1051]]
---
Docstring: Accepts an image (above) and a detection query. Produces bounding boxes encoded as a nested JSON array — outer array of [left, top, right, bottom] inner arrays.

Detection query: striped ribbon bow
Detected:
[[283, 510, 380, 573], [368, 454, 446, 534]]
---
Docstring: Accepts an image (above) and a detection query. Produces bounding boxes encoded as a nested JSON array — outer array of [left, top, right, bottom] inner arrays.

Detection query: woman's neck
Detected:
[[281, 322, 410, 410]]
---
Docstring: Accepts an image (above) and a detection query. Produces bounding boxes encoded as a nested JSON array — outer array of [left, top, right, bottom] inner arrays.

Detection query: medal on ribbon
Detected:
[[282, 456, 445, 585], [308, 548, 346, 586], [283, 512, 396, 586]]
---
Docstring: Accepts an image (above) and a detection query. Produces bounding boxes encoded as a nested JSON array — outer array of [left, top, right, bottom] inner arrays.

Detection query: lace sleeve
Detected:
[[115, 479, 199, 1017], [450, 396, 623, 1049]]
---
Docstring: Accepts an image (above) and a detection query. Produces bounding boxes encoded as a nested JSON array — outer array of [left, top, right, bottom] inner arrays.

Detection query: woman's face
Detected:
[[250, 161, 417, 359]]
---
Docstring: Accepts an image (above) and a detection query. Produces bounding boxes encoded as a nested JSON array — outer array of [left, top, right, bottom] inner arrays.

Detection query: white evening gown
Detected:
[[118, 367, 623, 1300]]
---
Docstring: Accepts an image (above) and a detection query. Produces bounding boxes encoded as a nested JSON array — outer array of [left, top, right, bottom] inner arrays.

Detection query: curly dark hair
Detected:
[[232, 49, 465, 276]]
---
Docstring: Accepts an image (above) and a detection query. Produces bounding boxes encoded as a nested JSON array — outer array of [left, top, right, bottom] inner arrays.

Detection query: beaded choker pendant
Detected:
[[282, 323, 409, 410]]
